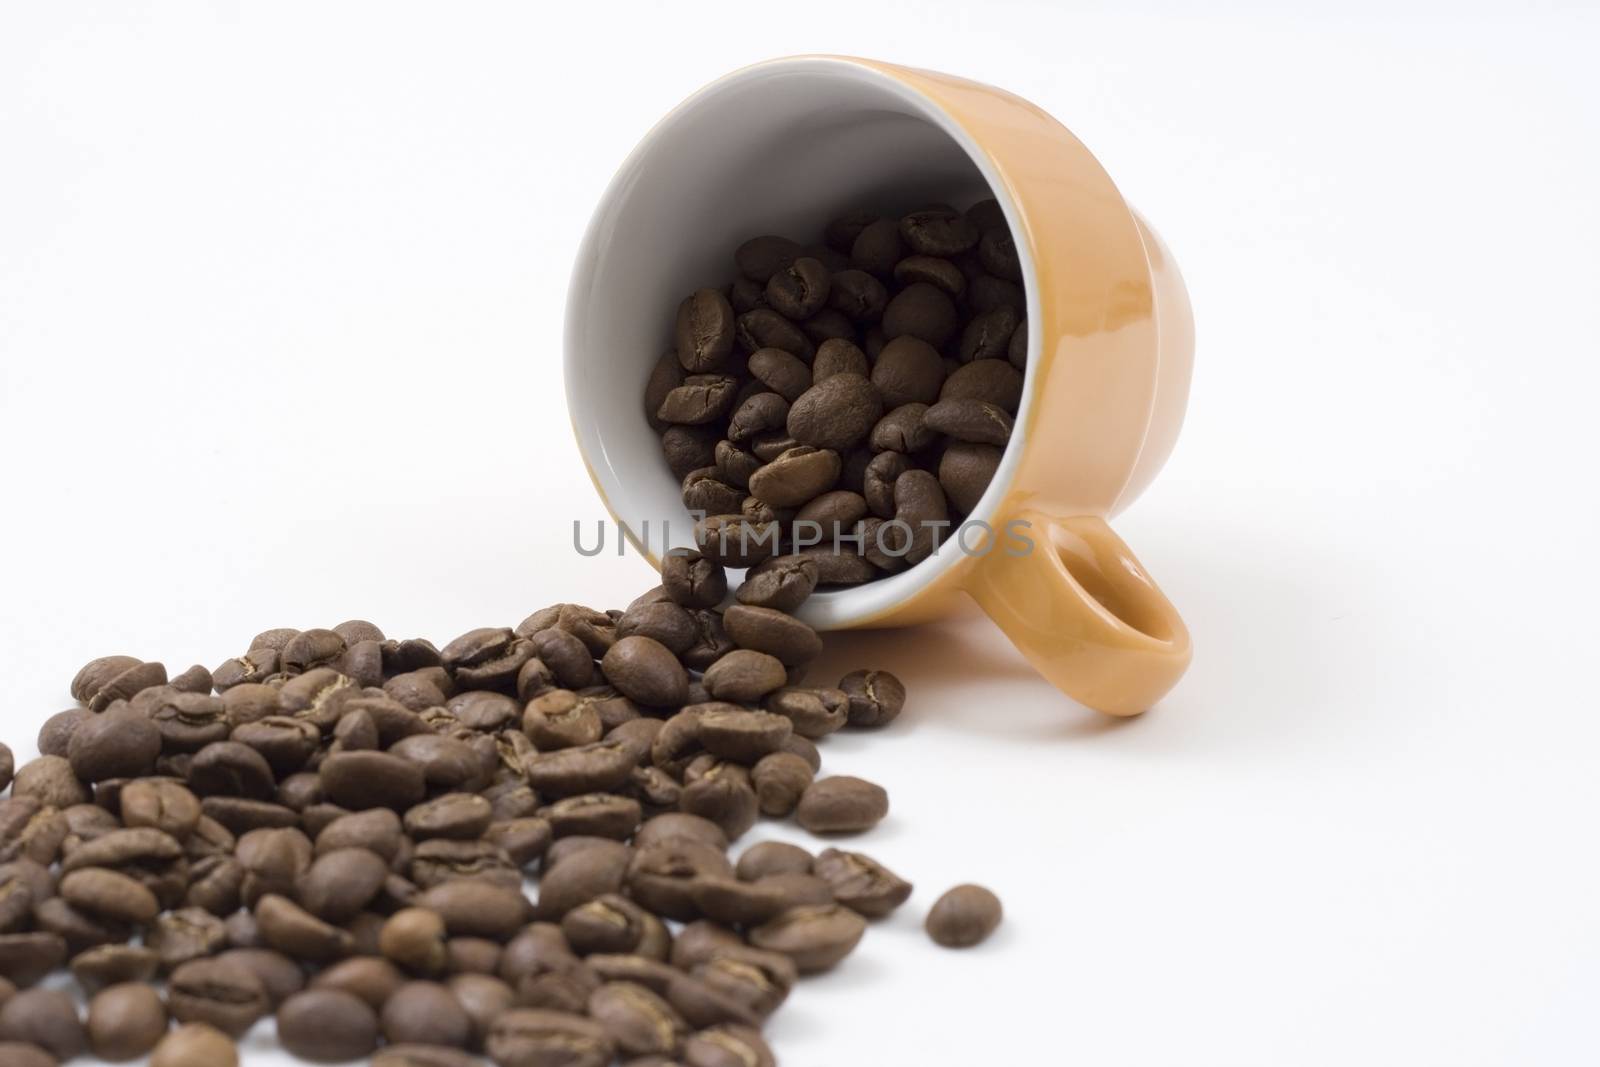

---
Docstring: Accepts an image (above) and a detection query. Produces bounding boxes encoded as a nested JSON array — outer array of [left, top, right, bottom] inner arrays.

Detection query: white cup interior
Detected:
[[565, 57, 1033, 628]]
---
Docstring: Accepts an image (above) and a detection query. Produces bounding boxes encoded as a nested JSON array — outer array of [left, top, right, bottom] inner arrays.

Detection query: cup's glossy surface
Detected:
[[566, 56, 1193, 713]]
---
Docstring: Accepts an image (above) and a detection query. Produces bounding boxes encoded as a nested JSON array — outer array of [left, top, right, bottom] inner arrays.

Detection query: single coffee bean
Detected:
[[926, 883, 1004, 947], [871, 336, 945, 408], [214, 948, 304, 1006], [615, 600, 697, 657], [417, 879, 528, 940], [661, 425, 719, 481], [750, 752, 815, 817], [747, 445, 841, 509], [959, 303, 1021, 363], [849, 217, 902, 277], [839, 668, 906, 728], [69, 944, 160, 994], [679, 762, 759, 842], [319, 751, 427, 811], [277, 989, 380, 1062], [893, 468, 949, 564], [87, 981, 168, 1060], [487, 1008, 614, 1067], [150, 1023, 238, 1067], [0, 1042, 56, 1067], [659, 550, 727, 611], [683, 1022, 777, 1067], [522, 629, 596, 690], [748, 904, 866, 974], [0, 988, 86, 1060], [165, 956, 270, 1037], [796, 776, 889, 835], [924, 397, 1014, 446], [1008, 315, 1029, 368], [734, 309, 813, 362], [12, 756, 91, 809], [601, 636, 689, 709], [869, 403, 935, 453], [381, 981, 473, 1049], [938, 441, 1004, 513], [733, 235, 800, 283], [810, 338, 869, 384], [786, 373, 883, 452], [255, 894, 354, 962], [735, 842, 813, 882], [882, 281, 959, 348], [626, 839, 731, 922], [67, 706, 161, 783], [939, 356, 1024, 411], [561, 894, 652, 956], [119, 778, 202, 839], [588, 981, 688, 1059], [73, 657, 168, 712], [60, 867, 160, 925], [746, 348, 810, 403], [188, 741, 276, 800], [540, 794, 641, 841], [446, 971, 515, 1047], [313, 956, 408, 1010], [675, 289, 736, 373], [736, 554, 819, 614], [297, 847, 388, 923], [657, 375, 739, 426], [721, 605, 822, 666], [693, 514, 780, 570], [814, 848, 913, 918], [701, 651, 787, 705], [0, 931, 68, 986], [765, 256, 830, 320], [900, 208, 979, 257]]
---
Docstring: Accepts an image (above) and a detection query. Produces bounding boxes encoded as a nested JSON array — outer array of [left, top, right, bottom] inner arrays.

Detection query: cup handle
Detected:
[[966, 512, 1192, 715]]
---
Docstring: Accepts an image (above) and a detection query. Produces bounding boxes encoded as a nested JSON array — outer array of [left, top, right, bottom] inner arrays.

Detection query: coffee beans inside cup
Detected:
[[648, 199, 1027, 584], [0, 551, 1000, 1065]]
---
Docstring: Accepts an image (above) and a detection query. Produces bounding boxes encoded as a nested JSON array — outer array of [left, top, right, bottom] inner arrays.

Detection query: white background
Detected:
[[3, 2, 1599, 1065]]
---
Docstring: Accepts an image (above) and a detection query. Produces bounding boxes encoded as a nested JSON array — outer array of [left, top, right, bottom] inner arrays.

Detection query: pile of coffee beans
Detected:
[[648, 200, 1027, 585], [0, 552, 999, 1066]]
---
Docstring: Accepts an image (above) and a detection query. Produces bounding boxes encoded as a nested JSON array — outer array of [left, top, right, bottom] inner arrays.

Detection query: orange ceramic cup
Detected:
[[567, 56, 1193, 715]]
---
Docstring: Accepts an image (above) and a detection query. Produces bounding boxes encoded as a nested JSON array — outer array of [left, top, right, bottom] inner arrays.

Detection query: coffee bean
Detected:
[[214, 947, 304, 1006], [67, 706, 161, 782], [748, 904, 866, 974], [119, 778, 202, 839], [487, 1008, 614, 1067], [734, 309, 812, 361], [1008, 315, 1029, 368], [814, 848, 912, 918], [69, 943, 160, 994], [12, 756, 91, 809], [926, 884, 1003, 949], [900, 208, 979, 257], [600, 636, 688, 709], [725, 392, 788, 446], [72, 656, 167, 712], [150, 1023, 238, 1067], [869, 402, 935, 453], [871, 335, 945, 408], [166, 956, 270, 1037], [733, 235, 800, 283], [751, 752, 815, 817], [796, 776, 889, 835], [87, 981, 168, 1060], [0, 931, 67, 987], [765, 256, 830, 320], [941, 347, 1025, 411], [675, 289, 736, 373], [540, 794, 641, 841], [382, 981, 473, 1049], [786, 373, 883, 452], [938, 441, 1004, 513], [684, 1022, 777, 1067], [320, 751, 426, 811], [256, 893, 353, 962], [849, 217, 902, 277], [701, 651, 787, 705], [588, 980, 688, 1058], [839, 669, 906, 728], [723, 605, 822, 666], [893, 468, 949, 564], [925, 397, 1014, 446], [883, 279, 953, 347], [0, 988, 85, 1060], [60, 867, 160, 925], [661, 425, 719, 481], [747, 445, 841, 509], [615, 600, 697, 657]]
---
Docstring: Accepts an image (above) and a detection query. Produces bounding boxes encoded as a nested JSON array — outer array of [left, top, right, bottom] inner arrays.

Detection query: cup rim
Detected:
[[564, 54, 1042, 629]]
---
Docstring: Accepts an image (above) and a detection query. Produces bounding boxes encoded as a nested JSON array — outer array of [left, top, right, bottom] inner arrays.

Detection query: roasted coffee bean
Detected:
[[939, 441, 1004, 513], [839, 668, 907, 728], [700, 651, 787, 705], [682, 466, 746, 517], [734, 309, 812, 361], [616, 600, 697, 657], [588, 980, 688, 1058], [882, 282, 959, 348], [869, 402, 935, 453], [796, 776, 889, 835], [537, 841, 631, 920], [277, 989, 380, 1061], [561, 894, 652, 956], [750, 752, 815, 817], [187, 741, 276, 800], [60, 867, 160, 925], [684, 1022, 776, 1067], [67, 706, 161, 782], [526, 740, 636, 798], [281, 629, 346, 673], [733, 235, 800, 283], [814, 848, 913, 918], [166, 956, 270, 1037], [746, 445, 840, 509], [444, 971, 514, 1048], [871, 335, 945, 409], [70, 943, 161, 994], [661, 425, 719, 481], [488, 1008, 614, 1067], [736, 842, 812, 883], [765, 256, 830, 320], [381, 981, 473, 1049], [959, 303, 1021, 363], [320, 751, 426, 810], [786, 373, 883, 452], [762, 686, 848, 739], [150, 1022, 238, 1067], [380, 907, 449, 975], [73, 656, 168, 712], [417, 879, 528, 940], [862, 450, 909, 518], [722, 605, 821, 666], [746, 348, 810, 403], [445, 938, 503, 976], [849, 217, 902, 277], [256, 894, 353, 961], [541, 794, 641, 841], [900, 208, 979, 257], [926, 884, 1003, 948], [0, 931, 68, 986], [313, 956, 407, 1011], [748, 903, 866, 974], [118, 777, 202, 839], [1008, 315, 1029, 367], [679, 762, 758, 842], [675, 289, 736, 373], [925, 396, 1014, 446], [940, 356, 1024, 411], [0, 990, 83, 1062], [809, 340, 868, 387], [893, 468, 949, 565], [214, 948, 303, 1006], [297, 847, 388, 922], [894, 253, 966, 296], [11, 756, 91, 809], [87, 981, 168, 1060], [599, 636, 688, 709], [734, 555, 817, 614]]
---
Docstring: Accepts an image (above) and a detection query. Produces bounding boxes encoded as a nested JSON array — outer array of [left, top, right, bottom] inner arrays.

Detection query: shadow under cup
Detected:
[[566, 59, 1027, 629]]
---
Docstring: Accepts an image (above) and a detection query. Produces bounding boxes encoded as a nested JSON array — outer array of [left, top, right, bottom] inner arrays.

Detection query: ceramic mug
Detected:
[[566, 55, 1193, 715]]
